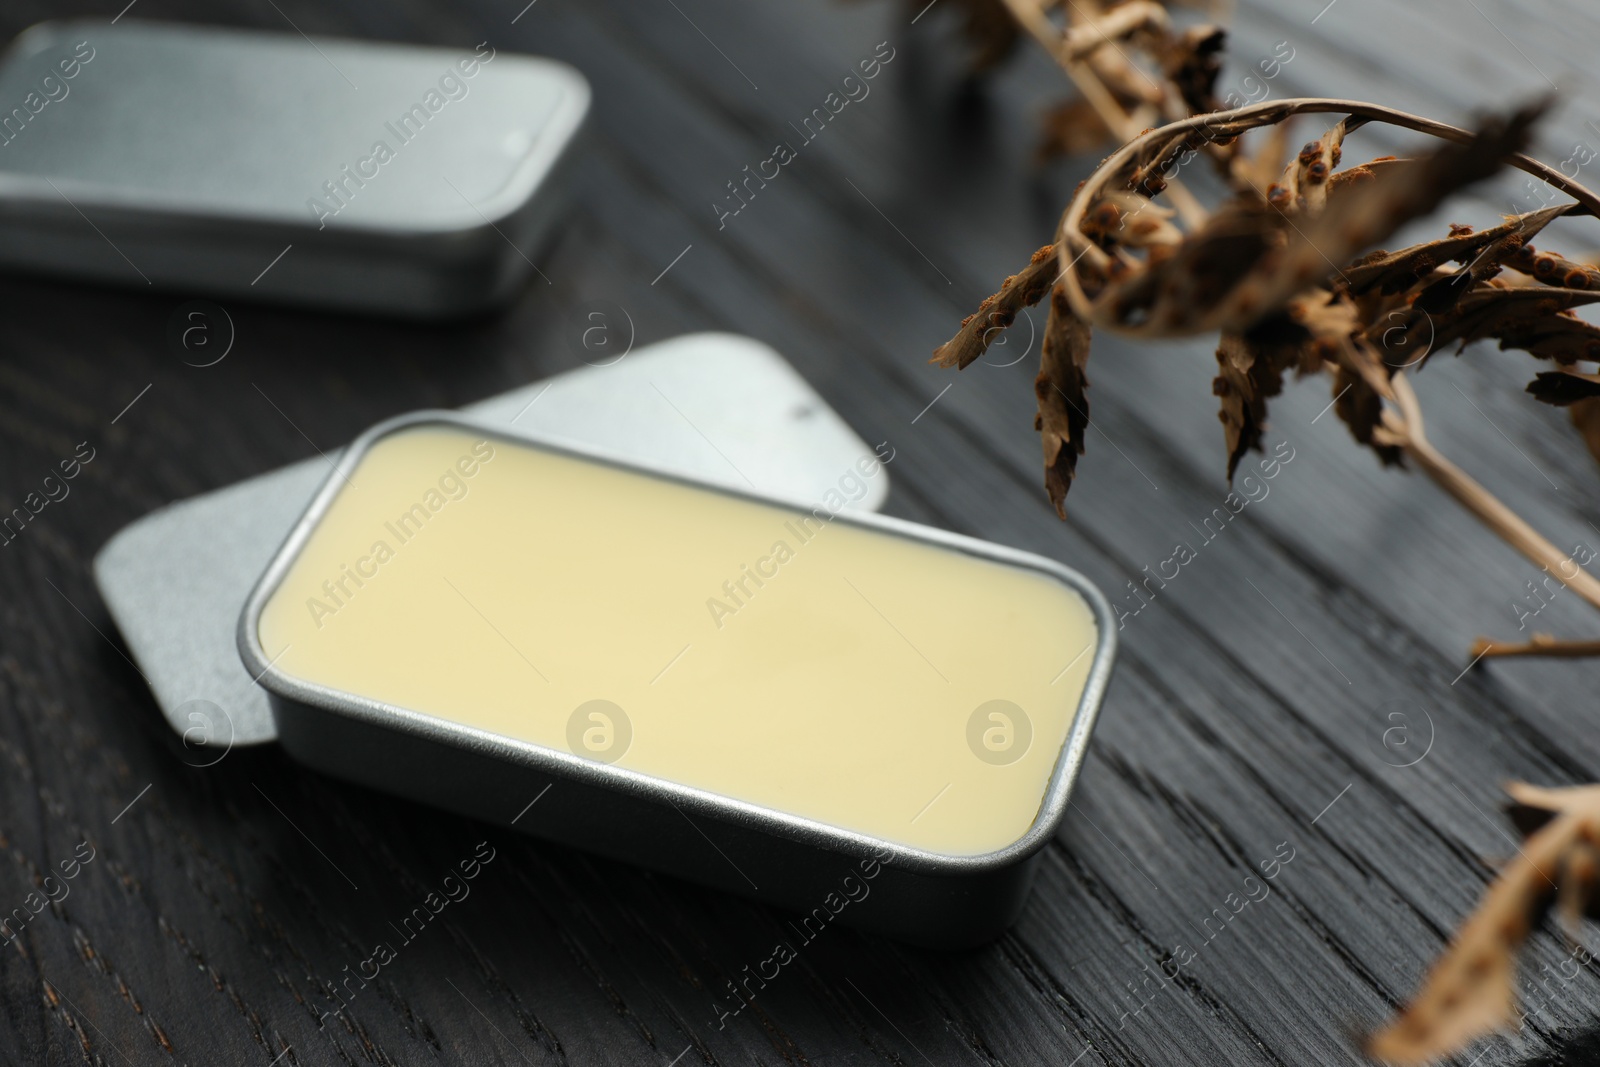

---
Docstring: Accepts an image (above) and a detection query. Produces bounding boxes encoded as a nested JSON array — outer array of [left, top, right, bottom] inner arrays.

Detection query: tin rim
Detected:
[[237, 410, 1118, 878]]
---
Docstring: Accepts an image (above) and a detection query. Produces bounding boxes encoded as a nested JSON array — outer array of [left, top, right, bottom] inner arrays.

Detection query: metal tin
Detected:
[[93, 333, 890, 747], [0, 20, 588, 317], [238, 412, 1117, 947]]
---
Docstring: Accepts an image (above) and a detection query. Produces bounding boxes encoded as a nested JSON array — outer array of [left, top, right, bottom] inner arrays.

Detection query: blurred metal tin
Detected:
[[0, 20, 588, 317], [237, 412, 1117, 947]]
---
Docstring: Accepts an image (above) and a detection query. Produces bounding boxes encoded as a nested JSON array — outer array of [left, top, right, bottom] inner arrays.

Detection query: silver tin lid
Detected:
[[0, 20, 589, 314]]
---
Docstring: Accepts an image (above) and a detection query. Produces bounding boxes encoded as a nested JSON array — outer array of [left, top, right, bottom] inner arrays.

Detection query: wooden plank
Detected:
[[0, 0, 1596, 1064]]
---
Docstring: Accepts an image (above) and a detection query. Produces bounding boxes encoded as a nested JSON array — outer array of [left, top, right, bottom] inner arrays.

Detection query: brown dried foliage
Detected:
[[1505, 240, 1600, 290], [917, 5, 1600, 1065], [934, 95, 1600, 669], [1035, 286, 1093, 516], [1366, 784, 1600, 1066], [1160, 24, 1226, 118], [1570, 397, 1600, 470], [935, 251, 1094, 517], [1037, 99, 1116, 162], [925, 4, 1600, 673], [1213, 330, 1292, 480], [974, 0, 1228, 163], [931, 244, 1058, 370], [1085, 104, 1547, 338], [947, 0, 1022, 73]]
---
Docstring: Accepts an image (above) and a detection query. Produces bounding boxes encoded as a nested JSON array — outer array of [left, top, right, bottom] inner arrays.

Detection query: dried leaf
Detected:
[[1500, 783, 1600, 927], [1088, 103, 1548, 337], [1526, 369, 1600, 405], [1334, 359, 1404, 466], [932, 27, 1598, 593], [1417, 219, 1566, 318], [1212, 331, 1293, 480], [1160, 25, 1226, 117], [1082, 192, 1183, 248], [1368, 783, 1600, 1066], [1089, 103, 1548, 337], [1488, 311, 1600, 364], [1570, 397, 1600, 470], [1336, 212, 1573, 371], [1093, 196, 1285, 331], [1429, 284, 1600, 362], [1231, 117, 1294, 199], [1285, 285, 1361, 350], [1216, 103, 1546, 333], [1037, 98, 1117, 161], [1034, 286, 1093, 517], [1504, 241, 1600, 291], [1274, 121, 1349, 215], [926, 0, 1600, 677], [932, 245, 1057, 369], [1324, 154, 1408, 196], [946, 0, 1021, 73], [1084, 56, 1162, 114], [1341, 206, 1569, 297]]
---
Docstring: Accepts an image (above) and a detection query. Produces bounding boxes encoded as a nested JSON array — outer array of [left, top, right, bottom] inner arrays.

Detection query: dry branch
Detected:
[[936, 97, 1600, 662], [910, 7, 1600, 1064]]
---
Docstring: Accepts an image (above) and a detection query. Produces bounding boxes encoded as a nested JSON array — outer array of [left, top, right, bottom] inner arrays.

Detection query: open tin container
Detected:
[[238, 412, 1116, 947]]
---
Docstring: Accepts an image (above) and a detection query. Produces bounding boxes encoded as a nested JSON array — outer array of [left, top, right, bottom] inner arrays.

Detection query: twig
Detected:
[[1471, 634, 1600, 659], [998, 0, 1208, 228], [1375, 373, 1600, 616]]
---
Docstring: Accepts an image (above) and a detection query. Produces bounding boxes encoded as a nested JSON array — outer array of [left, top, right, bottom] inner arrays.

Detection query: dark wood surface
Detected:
[[4, 0, 1600, 1064]]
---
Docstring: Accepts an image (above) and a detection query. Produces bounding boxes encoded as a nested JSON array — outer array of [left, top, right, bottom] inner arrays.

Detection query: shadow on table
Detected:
[[1518, 1028, 1600, 1066]]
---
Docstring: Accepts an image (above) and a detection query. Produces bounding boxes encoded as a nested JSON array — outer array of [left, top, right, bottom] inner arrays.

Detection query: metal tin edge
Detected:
[[0, 20, 593, 238], [236, 411, 1118, 881]]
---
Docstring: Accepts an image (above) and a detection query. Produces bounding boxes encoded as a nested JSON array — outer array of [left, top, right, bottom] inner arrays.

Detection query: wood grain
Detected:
[[0, 0, 1597, 1064]]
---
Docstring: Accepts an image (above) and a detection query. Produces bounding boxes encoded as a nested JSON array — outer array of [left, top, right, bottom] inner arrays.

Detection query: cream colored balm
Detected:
[[258, 426, 1100, 855]]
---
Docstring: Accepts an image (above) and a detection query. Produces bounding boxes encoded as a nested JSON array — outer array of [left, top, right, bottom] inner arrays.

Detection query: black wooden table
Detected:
[[4, 0, 1600, 1064]]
